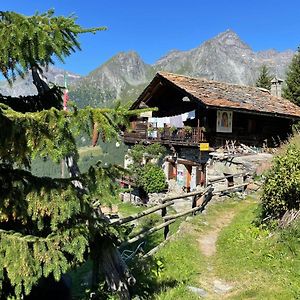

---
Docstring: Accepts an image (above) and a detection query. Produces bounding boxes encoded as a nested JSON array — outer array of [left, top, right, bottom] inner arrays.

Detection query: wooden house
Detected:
[[124, 72, 300, 191]]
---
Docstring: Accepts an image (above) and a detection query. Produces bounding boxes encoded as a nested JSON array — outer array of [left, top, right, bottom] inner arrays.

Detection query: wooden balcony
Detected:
[[124, 126, 206, 147]]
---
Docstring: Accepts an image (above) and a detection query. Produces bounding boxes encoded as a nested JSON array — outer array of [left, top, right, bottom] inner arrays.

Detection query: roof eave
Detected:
[[130, 73, 162, 110], [205, 104, 300, 120]]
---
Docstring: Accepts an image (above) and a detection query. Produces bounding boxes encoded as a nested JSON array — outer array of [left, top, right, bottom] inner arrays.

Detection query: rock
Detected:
[[187, 286, 207, 297], [233, 153, 273, 174], [172, 198, 192, 212], [213, 279, 233, 294], [246, 182, 260, 191], [255, 160, 272, 176], [207, 264, 213, 271], [147, 192, 165, 205], [120, 192, 143, 205]]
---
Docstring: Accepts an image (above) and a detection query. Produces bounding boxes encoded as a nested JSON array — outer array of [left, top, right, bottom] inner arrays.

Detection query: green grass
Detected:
[[154, 285, 200, 300], [214, 200, 300, 299], [118, 201, 183, 253], [70, 191, 300, 299], [153, 231, 206, 300], [126, 199, 242, 299], [78, 145, 104, 172], [31, 141, 126, 178], [150, 195, 300, 299], [148, 201, 239, 300], [127, 222, 204, 300], [118, 201, 145, 216], [113, 201, 198, 299], [78, 145, 102, 156], [31, 145, 104, 177]]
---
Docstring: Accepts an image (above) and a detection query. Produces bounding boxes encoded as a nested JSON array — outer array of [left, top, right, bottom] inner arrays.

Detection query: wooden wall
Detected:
[[200, 109, 293, 147]]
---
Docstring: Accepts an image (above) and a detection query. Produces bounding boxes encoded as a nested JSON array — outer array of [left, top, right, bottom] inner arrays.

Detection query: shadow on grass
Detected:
[[127, 254, 179, 299], [119, 216, 181, 299], [69, 216, 180, 299], [69, 253, 179, 300]]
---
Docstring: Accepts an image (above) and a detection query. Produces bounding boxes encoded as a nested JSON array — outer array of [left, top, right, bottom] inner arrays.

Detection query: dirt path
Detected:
[[192, 208, 238, 298], [198, 210, 236, 257]]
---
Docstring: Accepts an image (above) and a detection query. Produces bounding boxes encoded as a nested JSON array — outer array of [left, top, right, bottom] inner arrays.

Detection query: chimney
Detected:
[[271, 77, 283, 98]]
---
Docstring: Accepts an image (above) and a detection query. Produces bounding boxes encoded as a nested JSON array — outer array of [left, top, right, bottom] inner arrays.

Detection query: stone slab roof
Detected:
[[157, 72, 300, 119]]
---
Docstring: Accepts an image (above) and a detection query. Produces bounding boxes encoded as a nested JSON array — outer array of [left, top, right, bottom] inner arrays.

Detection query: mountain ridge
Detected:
[[0, 66, 81, 97], [0, 30, 294, 107], [69, 29, 293, 107]]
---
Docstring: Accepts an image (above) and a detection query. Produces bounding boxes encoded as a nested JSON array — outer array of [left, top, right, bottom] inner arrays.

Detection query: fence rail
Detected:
[[118, 186, 214, 248], [118, 174, 250, 253]]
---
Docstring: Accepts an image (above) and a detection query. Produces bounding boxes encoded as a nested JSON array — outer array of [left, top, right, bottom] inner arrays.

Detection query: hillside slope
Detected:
[[69, 51, 155, 107], [69, 30, 293, 107]]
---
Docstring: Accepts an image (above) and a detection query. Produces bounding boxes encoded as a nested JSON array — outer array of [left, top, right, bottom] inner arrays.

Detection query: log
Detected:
[[143, 239, 168, 257], [165, 187, 214, 221], [161, 186, 212, 203], [161, 205, 169, 239], [213, 182, 249, 195], [240, 143, 257, 153], [145, 190, 214, 257], [159, 186, 211, 239], [279, 209, 300, 228], [111, 201, 174, 225], [163, 206, 204, 221], [121, 219, 176, 247], [193, 193, 205, 208], [208, 172, 248, 183]]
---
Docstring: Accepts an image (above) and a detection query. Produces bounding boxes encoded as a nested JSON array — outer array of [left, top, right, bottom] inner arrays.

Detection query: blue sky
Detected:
[[2, 0, 300, 75]]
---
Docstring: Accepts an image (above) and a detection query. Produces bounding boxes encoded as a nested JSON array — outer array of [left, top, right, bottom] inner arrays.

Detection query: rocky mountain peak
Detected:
[[70, 30, 294, 107], [112, 51, 142, 63], [89, 51, 150, 84], [69, 50, 154, 107], [1, 31, 294, 108], [210, 29, 252, 50]]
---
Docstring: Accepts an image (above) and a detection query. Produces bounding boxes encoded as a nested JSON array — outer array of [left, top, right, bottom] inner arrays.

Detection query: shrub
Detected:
[[261, 142, 300, 222], [139, 164, 167, 193], [145, 143, 166, 157]]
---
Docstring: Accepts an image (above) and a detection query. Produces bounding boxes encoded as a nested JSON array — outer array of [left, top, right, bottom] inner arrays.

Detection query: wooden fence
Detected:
[[113, 173, 250, 254]]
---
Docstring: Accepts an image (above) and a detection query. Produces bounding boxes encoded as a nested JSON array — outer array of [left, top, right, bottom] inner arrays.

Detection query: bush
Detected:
[[261, 142, 300, 222], [139, 164, 167, 193]]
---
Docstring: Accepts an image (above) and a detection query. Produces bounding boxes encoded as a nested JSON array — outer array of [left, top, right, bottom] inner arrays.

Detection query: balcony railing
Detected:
[[124, 126, 206, 146]]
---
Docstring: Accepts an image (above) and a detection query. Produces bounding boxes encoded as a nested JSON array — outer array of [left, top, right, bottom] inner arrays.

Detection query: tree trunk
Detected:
[[97, 238, 135, 300], [31, 65, 50, 95]]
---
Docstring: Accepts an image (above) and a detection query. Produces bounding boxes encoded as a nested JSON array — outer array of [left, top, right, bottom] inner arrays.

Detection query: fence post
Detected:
[[224, 173, 234, 187], [161, 206, 169, 239], [129, 184, 132, 202], [243, 174, 249, 191], [191, 188, 206, 215]]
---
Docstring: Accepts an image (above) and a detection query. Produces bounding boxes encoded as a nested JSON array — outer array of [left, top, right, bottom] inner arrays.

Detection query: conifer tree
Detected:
[[0, 10, 140, 299], [282, 47, 300, 105], [255, 65, 272, 90]]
